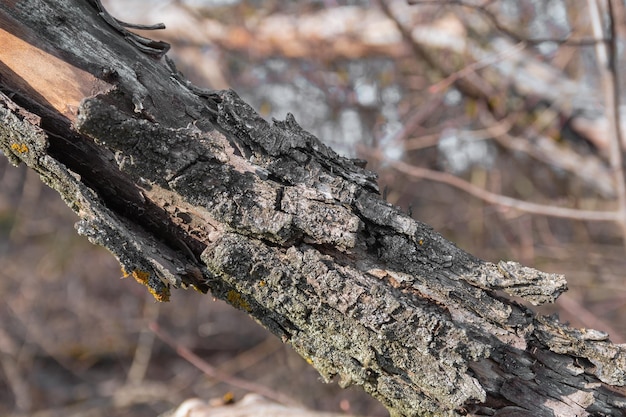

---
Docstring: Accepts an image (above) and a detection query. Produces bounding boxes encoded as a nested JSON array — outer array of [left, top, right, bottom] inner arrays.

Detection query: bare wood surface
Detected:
[[1, 1, 626, 416]]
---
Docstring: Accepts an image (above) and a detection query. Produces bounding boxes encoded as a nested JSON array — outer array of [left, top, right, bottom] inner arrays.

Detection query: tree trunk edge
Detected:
[[1, 1, 626, 415]]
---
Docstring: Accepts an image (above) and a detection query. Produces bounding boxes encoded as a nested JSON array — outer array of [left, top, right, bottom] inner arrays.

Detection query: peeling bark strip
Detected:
[[1, 1, 626, 416]]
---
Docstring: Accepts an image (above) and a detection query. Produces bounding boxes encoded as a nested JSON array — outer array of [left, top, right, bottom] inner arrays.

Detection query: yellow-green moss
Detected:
[[226, 290, 252, 312], [10, 143, 28, 153]]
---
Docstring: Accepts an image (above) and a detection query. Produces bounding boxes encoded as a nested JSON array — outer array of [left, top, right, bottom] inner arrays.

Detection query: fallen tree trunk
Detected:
[[1, 1, 625, 416]]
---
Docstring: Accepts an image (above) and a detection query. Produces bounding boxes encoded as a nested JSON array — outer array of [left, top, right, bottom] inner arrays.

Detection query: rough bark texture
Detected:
[[1, 1, 626, 416]]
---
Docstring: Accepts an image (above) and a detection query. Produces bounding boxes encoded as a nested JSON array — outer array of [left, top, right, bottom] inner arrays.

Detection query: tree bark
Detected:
[[1, 1, 625, 416]]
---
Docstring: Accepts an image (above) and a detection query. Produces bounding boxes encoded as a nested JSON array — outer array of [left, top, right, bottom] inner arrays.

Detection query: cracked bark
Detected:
[[1, 1, 625, 416]]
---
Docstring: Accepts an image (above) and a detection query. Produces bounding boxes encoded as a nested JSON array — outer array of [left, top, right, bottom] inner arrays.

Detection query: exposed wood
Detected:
[[1, 1, 626, 416]]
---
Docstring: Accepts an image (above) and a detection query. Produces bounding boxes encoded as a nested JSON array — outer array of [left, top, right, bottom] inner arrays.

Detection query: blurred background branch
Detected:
[[2, 0, 626, 416]]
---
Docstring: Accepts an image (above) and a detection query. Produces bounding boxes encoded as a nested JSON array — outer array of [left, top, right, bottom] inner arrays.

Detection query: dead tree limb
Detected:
[[1, 1, 625, 416]]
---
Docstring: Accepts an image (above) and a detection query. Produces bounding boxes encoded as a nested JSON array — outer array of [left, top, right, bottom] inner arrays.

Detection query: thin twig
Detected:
[[380, 93, 445, 151], [362, 148, 619, 222], [409, 0, 607, 46], [403, 113, 514, 152], [0, 327, 31, 413], [200, 336, 285, 391], [126, 296, 160, 385], [149, 322, 301, 407], [588, 0, 626, 249], [427, 41, 526, 94], [478, 108, 616, 198]]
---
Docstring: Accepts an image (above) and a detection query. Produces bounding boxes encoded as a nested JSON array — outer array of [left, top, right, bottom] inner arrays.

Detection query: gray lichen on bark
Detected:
[[4, 78, 626, 415], [71, 88, 625, 416], [2, 80, 623, 415], [1, 0, 626, 412], [200, 233, 489, 414]]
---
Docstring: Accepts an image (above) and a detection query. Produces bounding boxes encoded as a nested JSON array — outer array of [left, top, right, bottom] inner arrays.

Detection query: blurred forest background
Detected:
[[2, 0, 626, 416]]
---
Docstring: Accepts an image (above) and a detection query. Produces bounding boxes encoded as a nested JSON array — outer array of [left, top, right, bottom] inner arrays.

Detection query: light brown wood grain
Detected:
[[0, 27, 111, 119]]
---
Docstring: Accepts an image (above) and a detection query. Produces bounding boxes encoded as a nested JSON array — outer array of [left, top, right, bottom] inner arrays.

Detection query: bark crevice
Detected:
[[1, 1, 625, 415]]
